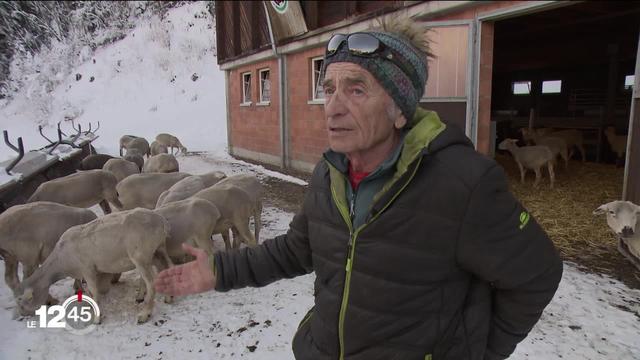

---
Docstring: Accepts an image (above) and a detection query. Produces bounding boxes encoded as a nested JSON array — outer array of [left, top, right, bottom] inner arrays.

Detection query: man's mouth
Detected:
[[329, 127, 352, 132]]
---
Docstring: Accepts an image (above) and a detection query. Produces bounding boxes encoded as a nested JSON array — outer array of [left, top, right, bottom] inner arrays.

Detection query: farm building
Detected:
[[215, 0, 639, 201], [215, 0, 640, 275]]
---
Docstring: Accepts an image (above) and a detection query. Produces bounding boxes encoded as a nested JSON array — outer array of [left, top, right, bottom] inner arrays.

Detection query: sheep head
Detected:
[[15, 285, 48, 316], [593, 200, 640, 238]]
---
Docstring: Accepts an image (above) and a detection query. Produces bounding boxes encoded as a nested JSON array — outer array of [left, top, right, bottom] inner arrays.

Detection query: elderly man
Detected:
[[155, 19, 563, 360]]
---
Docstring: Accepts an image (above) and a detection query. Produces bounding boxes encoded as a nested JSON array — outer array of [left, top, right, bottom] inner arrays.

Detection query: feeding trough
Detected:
[[0, 121, 100, 213]]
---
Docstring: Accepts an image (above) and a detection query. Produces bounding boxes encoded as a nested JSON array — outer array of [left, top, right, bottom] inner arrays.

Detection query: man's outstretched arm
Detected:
[[155, 198, 312, 296]]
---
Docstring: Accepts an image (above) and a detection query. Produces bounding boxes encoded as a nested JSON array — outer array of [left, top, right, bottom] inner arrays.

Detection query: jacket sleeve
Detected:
[[456, 164, 563, 360], [213, 205, 312, 291]]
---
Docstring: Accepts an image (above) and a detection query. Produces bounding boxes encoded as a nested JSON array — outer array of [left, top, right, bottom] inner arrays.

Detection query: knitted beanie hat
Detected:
[[321, 31, 429, 122]]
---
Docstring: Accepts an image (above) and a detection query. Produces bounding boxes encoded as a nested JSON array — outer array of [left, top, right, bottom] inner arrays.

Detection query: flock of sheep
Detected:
[[498, 126, 628, 188], [0, 133, 263, 324], [499, 127, 639, 268]]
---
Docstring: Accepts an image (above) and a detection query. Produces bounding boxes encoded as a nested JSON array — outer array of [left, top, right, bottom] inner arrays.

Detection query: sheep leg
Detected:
[[96, 273, 113, 294], [98, 200, 112, 215], [254, 201, 262, 244], [562, 149, 569, 170], [235, 221, 257, 247], [517, 162, 526, 184], [3, 254, 20, 295], [110, 273, 121, 284], [83, 271, 102, 324], [231, 227, 241, 249], [194, 235, 214, 257], [533, 167, 542, 188], [547, 162, 555, 189], [221, 229, 232, 250], [132, 259, 156, 324], [155, 245, 174, 304]]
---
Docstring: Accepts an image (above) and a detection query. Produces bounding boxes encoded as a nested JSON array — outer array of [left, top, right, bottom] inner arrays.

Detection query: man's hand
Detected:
[[154, 243, 216, 296]]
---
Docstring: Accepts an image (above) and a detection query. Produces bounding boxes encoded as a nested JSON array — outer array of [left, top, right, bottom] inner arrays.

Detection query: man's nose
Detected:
[[621, 226, 634, 237], [324, 91, 348, 118]]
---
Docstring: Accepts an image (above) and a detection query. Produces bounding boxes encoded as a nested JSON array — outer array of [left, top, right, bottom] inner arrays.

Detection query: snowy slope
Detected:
[[0, 1, 226, 162]]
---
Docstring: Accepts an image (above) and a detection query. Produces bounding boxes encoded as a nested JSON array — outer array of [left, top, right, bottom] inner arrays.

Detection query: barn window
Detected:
[[241, 72, 252, 105], [542, 80, 562, 94], [311, 57, 325, 101], [512, 81, 531, 95], [259, 69, 271, 104], [625, 75, 635, 90]]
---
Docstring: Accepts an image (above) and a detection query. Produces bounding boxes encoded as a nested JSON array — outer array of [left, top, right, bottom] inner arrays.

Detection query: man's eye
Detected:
[[351, 88, 365, 95], [324, 87, 335, 95]]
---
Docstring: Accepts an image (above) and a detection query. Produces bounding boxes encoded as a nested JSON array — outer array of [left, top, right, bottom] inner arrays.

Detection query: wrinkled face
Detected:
[[322, 63, 404, 155], [15, 286, 48, 316], [594, 201, 640, 238]]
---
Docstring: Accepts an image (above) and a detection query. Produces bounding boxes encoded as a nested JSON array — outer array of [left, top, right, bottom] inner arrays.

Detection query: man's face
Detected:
[[322, 62, 401, 155]]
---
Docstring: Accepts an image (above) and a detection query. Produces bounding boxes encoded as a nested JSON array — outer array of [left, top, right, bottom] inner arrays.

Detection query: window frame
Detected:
[[512, 81, 532, 96], [258, 68, 271, 105], [624, 74, 635, 91], [241, 71, 252, 105], [310, 56, 325, 103], [541, 80, 562, 95]]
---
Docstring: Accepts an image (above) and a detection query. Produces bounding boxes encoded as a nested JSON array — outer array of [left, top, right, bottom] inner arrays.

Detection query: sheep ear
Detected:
[[593, 205, 608, 215], [23, 288, 33, 301]]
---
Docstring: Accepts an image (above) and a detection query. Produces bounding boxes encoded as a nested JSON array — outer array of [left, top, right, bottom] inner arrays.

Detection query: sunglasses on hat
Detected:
[[325, 32, 421, 90]]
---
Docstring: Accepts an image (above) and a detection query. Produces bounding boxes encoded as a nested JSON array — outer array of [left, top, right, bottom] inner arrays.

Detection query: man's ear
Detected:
[[394, 115, 407, 129]]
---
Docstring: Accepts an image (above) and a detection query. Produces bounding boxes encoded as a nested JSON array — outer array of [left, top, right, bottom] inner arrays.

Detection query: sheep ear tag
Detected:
[[519, 211, 530, 230]]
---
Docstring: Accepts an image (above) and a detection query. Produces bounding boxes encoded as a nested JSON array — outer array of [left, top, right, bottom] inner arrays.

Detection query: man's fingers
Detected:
[[182, 243, 205, 259]]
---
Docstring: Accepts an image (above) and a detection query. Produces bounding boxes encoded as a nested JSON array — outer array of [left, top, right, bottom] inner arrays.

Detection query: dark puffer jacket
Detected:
[[213, 108, 563, 360]]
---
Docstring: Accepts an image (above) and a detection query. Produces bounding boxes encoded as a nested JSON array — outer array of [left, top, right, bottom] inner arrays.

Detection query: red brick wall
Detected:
[[287, 46, 329, 166], [228, 59, 281, 157]]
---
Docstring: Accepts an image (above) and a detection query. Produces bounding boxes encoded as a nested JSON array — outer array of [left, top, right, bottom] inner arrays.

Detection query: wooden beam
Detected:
[[305, 1, 319, 30], [232, 1, 240, 57]]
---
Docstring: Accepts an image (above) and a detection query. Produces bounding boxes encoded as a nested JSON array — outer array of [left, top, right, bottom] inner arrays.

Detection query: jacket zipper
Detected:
[[333, 157, 423, 360]]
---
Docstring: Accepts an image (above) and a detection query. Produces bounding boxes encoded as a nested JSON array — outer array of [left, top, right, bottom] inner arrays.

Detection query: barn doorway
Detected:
[[488, 1, 640, 287]]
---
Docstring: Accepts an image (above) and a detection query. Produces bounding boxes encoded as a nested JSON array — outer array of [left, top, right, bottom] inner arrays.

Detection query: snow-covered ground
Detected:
[[0, 1, 639, 359], [0, 154, 638, 360]]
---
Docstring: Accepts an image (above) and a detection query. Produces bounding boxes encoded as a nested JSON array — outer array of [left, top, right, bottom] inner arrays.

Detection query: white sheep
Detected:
[[155, 171, 227, 208], [529, 133, 570, 169], [14, 208, 173, 324], [593, 200, 640, 262], [521, 128, 586, 161], [103, 158, 140, 183], [498, 139, 555, 189], [194, 184, 256, 250], [215, 174, 263, 246], [520, 127, 555, 145], [119, 135, 139, 156], [0, 202, 97, 297], [549, 129, 586, 162], [27, 169, 123, 214], [150, 140, 169, 156], [155, 133, 187, 155], [142, 154, 179, 173], [154, 198, 221, 260], [117, 172, 192, 210], [604, 127, 628, 165]]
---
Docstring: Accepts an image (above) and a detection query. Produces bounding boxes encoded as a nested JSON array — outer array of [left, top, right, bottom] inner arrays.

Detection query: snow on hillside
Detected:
[[0, 1, 226, 162]]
